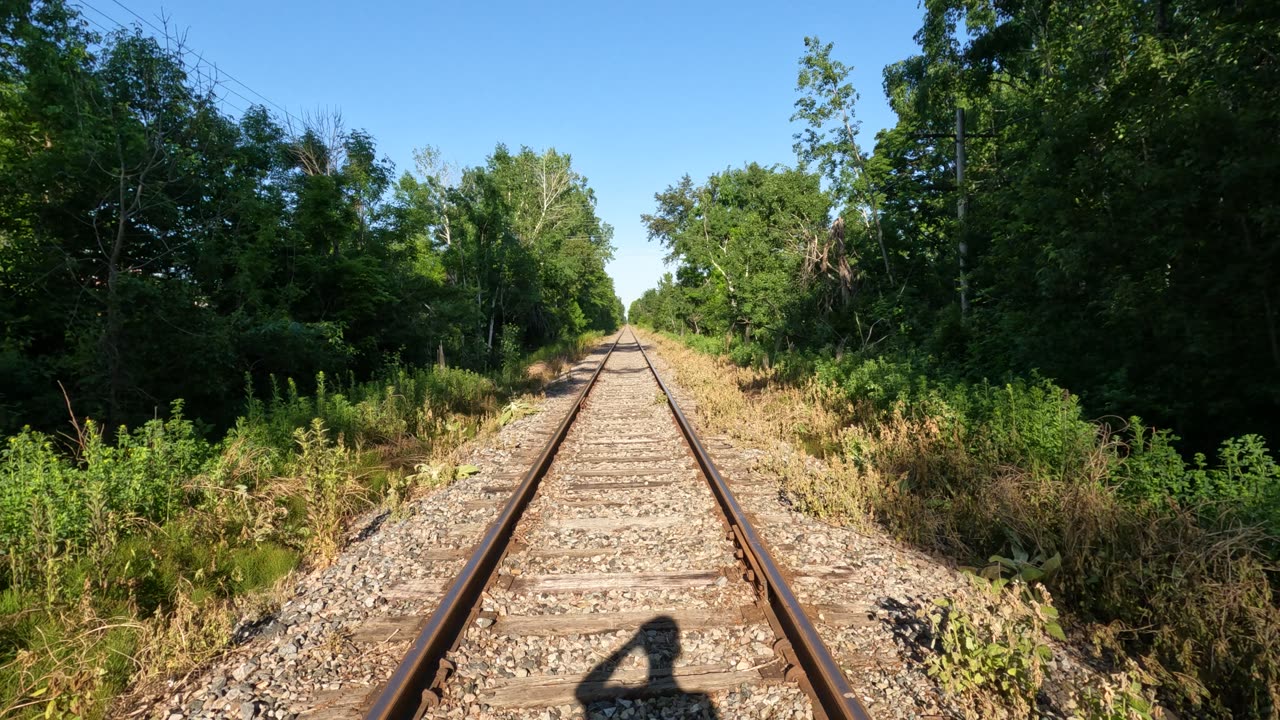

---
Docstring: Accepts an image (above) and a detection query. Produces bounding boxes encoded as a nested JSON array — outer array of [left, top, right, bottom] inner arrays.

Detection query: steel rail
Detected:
[[633, 328, 874, 720], [364, 332, 623, 720]]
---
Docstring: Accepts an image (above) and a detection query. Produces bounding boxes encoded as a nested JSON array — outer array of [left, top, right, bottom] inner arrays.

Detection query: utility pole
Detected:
[[956, 107, 969, 317], [910, 108, 990, 317]]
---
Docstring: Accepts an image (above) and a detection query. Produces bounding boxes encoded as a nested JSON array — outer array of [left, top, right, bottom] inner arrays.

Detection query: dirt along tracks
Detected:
[[142, 330, 987, 720], [401, 332, 820, 719]]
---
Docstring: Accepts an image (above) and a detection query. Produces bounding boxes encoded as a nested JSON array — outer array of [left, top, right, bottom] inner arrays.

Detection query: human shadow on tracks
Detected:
[[575, 616, 719, 719]]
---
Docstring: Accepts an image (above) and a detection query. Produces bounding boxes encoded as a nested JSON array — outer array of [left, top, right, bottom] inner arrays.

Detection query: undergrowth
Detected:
[[639, 328, 1280, 719], [0, 333, 604, 718], [925, 577, 1061, 718]]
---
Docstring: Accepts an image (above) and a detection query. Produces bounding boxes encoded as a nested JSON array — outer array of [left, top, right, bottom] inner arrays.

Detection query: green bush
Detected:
[[925, 577, 1063, 717], [679, 332, 728, 357], [0, 342, 535, 716], [0, 404, 214, 598], [661, 329, 1280, 717], [728, 340, 769, 368], [246, 365, 497, 451], [1119, 422, 1280, 528]]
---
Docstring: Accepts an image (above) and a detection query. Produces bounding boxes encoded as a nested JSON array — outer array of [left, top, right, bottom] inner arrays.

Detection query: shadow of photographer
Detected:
[[574, 615, 719, 719]]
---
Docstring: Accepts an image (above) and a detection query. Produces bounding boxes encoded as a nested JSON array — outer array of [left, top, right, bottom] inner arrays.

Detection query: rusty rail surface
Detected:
[[364, 328, 874, 720], [364, 333, 622, 720], [635, 330, 873, 720]]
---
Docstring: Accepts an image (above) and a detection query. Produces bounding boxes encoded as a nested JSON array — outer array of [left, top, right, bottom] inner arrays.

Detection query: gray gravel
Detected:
[[131, 330, 1125, 720], [424, 336, 814, 719], [129, 343, 616, 720]]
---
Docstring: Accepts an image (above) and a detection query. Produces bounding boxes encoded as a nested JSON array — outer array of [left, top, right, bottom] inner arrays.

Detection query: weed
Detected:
[[1075, 671, 1157, 720], [641, 328, 1280, 718], [924, 577, 1062, 718], [0, 333, 607, 717], [292, 420, 362, 563], [498, 400, 536, 427]]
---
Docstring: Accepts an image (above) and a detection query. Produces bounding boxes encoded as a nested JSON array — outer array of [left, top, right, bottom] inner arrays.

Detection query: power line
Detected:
[[78, 6, 249, 117], [104, 0, 296, 120], [76, 0, 300, 124], [106, 0, 161, 34], [76, 1, 128, 32], [104, 0, 293, 121]]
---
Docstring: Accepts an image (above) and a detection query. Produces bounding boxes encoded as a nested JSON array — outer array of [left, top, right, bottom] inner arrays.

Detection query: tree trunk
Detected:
[[1263, 291, 1280, 372], [956, 107, 970, 316], [103, 167, 141, 428], [840, 102, 893, 284], [486, 286, 502, 352]]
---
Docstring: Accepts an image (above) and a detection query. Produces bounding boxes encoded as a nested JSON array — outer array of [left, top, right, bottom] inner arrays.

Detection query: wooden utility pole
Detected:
[[910, 108, 990, 317], [956, 107, 970, 317]]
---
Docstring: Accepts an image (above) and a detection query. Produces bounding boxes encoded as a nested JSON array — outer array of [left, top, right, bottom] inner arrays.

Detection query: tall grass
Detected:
[[0, 333, 603, 718], [643, 329, 1280, 719]]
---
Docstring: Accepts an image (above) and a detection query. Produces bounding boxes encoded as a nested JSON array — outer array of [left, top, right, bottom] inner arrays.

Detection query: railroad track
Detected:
[[365, 329, 872, 720]]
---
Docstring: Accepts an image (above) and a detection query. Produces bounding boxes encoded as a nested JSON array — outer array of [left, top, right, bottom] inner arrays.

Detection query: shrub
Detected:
[[0, 404, 215, 599], [291, 419, 359, 563], [0, 331, 593, 717], [648, 329, 1280, 718], [1076, 673, 1157, 720], [924, 577, 1063, 718], [1121, 426, 1280, 528]]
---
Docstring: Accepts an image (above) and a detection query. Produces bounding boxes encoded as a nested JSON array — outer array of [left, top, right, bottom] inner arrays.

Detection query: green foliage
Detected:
[[248, 366, 496, 451], [640, 1, 1280, 455], [925, 578, 1061, 717], [1076, 675, 1157, 720], [664, 328, 1280, 717], [0, 403, 214, 599], [499, 324, 523, 374], [644, 2, 1280, 711], [0, 4, 622, 439], [0, 315, 591, 715], [634, 163, 830, 344], [1119, 424, 1280, 528], [888, 0, 1280, 451], [507, 331, 608, 388], [497, 400, 536, 427], [727, 341, 768, 369], [291, 419, 355, 561], [981, 536, 1063, 588]]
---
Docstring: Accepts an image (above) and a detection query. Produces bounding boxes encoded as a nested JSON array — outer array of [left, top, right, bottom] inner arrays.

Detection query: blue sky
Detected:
[[77, 0, 925, 308]]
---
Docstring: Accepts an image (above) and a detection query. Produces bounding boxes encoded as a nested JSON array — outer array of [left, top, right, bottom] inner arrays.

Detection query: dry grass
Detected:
[[524, 360, 561, 384], [640, 330, 880, 525], [637, 329, 1280, 719]]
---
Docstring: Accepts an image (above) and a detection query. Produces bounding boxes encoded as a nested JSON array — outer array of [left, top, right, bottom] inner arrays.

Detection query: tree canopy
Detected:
[[631, 0, 1280, 452], [0, 1, 622, 435]]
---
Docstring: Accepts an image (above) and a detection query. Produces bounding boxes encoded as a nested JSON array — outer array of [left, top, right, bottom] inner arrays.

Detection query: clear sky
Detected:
[[76, 0, 925, 309]]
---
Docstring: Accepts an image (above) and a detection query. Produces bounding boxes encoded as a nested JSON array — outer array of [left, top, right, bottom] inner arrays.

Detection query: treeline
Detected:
[[630, 0, 1278, 454], [0, 0, 622, 437], [630, 2, 1280, 716], [0, 1, 621, 712]]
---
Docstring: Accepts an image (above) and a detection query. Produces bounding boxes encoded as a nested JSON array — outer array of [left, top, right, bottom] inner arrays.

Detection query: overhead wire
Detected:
[[75, 0, 295, 123], [79, 4, 250, 117], [104, 0, 298, 123]]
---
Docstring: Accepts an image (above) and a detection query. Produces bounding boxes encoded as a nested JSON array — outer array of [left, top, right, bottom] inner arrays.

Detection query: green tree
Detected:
[[0, 1, 623, 435], [793, 36, 893, 286], [641, 164, 829, 346]]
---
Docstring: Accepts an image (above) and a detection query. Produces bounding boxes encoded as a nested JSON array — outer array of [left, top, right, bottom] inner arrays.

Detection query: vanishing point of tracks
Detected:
[[366, 329, 872, 720]]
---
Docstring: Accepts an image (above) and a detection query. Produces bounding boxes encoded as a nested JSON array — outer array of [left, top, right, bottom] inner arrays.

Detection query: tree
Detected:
[[793, 36, 893, 286], [641, 164, 829, 346], [0, 1, 623, 436]]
